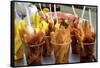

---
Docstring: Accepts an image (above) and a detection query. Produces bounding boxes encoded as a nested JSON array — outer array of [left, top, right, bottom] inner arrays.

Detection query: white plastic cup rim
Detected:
[[29, 41, 45, 47], [50, 40, 72, 46], [83, 42, 95, 45]]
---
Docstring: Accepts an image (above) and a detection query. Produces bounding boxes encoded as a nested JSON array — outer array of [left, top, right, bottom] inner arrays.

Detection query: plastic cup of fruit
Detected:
[[42, 36, 53, 57], [51, 40, 71, 64], [71, 35, 80, 54], [80, 42, 95, 62], [25, 41, 45, 65]]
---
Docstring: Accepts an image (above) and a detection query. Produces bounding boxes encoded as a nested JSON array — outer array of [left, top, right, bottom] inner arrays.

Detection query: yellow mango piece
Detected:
[[43, 8, 49, 13], [14, 20, 27, 57], [32, 12, 41, 28], [34, 28, 40, 33], [14, 37, 22, 54], [41, 20, 48, 33]]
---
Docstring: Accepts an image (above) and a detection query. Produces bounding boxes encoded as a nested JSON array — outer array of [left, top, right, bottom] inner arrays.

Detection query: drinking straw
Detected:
[[81, 6, 86, 19], [39, 3, 54, 22], [89, 8, 92, 26], [54, 4, 58, 23], [89, 8, 94, 31], [24, 4, 34, 33], [72, 5, 77, 15], [49, 4, 54, 24], [49, 4, 52, 14], [23, 53, 28, 65], [79, 6, 86, 24], [39, 3, 47, 18], [80, 6, 86, 54], [25, 5, 31, 25]]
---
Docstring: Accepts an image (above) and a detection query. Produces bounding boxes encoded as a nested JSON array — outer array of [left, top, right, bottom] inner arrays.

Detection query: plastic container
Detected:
[[51, 40, 71, 64], [42, 36, 53, 57], [25, 41, 45, 65], [80, 42, 95, 62], [71, 35, 80, 54]]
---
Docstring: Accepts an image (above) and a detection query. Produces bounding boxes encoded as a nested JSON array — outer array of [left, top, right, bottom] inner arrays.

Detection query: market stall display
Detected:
[[12, 2, 97, 66]]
